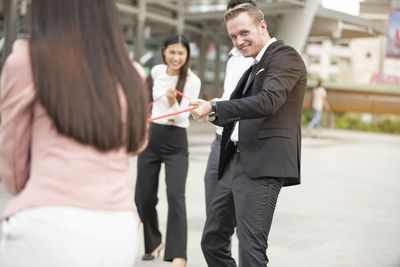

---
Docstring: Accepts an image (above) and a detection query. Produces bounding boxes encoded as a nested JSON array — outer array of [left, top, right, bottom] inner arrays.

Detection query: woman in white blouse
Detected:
[[134, 34, 200, 267]]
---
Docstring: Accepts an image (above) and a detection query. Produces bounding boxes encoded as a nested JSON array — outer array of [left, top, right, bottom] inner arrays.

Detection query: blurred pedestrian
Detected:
[[134, 34, 201, 267], [0, 1, 148, 266], [308, 79, 330, 134]]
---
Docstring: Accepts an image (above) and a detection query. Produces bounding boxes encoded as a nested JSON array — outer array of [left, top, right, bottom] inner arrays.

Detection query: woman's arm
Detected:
[[165, 74, 201, 123], [0, 40, 35, 195]]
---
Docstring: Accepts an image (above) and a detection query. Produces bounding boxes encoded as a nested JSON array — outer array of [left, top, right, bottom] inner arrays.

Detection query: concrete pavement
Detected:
[[1, 121, 400, 266]]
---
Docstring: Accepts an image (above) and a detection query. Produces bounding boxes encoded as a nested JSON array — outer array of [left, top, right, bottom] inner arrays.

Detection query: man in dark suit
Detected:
[[190, 3, 307, 266]]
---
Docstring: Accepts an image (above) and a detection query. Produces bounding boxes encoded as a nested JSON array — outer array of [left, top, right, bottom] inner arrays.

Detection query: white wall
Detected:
[[305, 37, 388, 83], [350, 37, 382, 83]]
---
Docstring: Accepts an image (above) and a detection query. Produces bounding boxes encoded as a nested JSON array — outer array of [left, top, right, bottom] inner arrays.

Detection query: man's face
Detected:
[[226, 12, 267, 58]]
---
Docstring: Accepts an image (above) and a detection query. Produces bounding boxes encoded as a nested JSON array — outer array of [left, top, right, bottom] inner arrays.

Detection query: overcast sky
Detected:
[[322, 0, 362, 16]]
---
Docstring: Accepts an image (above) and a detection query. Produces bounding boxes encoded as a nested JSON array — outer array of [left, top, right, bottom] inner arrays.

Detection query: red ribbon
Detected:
[[147, 89, 197, 122], [147, 106, 197, 122]]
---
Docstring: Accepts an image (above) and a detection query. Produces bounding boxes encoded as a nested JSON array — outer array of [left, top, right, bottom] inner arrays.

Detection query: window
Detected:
[[309, 55, 320, 64]]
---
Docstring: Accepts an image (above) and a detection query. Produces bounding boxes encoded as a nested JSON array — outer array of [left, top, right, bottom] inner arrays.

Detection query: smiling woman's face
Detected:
[[163, 43, 188, 75]]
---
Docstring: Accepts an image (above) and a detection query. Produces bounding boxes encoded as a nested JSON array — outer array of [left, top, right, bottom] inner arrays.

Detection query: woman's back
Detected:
[[0, 2, 147, 266], [0, 40, 134, 218]]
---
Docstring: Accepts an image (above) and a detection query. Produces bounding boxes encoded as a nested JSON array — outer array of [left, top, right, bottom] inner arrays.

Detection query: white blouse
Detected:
[[150, 64, 201, 128]]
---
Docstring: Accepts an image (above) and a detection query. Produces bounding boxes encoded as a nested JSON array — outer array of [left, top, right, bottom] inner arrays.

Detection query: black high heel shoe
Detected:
[[141, 252, 158, 260], [141, 243, 163, 261]]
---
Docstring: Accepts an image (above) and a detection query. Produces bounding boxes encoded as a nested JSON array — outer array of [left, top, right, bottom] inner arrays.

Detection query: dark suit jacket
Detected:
[[213, 40, 307, 186]]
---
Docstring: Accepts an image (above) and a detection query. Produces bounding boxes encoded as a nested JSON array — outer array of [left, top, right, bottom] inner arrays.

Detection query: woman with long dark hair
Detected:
[[0, 1, 148, 266], [135, 34, 201, 267]]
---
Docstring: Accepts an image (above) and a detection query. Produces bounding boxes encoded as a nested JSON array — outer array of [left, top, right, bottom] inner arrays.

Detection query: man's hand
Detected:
[[189, 99, 212, 123]]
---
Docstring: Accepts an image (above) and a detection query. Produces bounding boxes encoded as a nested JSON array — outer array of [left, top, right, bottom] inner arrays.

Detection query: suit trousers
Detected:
[[201, 151, 283, 267], [135, 123, 188, 261], [204, 135, 221, 213]]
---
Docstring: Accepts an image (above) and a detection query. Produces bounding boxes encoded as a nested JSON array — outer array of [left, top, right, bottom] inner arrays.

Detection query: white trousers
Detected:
[[0, 206, 139, 267]]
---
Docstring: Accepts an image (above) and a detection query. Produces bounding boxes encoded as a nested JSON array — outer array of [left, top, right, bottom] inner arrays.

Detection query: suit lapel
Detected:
[[241, 40, 284, 96], [242, 64, 257, 96], [229, 66, 253, 100]]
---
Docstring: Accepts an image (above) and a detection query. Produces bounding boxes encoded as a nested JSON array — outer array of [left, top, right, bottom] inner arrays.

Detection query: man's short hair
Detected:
[[226, 0, 257, 10], [224, 3, 264, 24]]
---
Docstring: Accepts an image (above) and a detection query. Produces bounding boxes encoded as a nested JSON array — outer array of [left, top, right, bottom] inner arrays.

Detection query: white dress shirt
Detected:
[[215, 48, 254, 136], [150, 64, 201, 128], [230, 38, 277, 143]]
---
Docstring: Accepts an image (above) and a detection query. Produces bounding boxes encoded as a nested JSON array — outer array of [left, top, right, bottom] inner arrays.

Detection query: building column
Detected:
[[134, 0, 146, 62], [276, 0, 321, 52], [213, 42, 221, 97], [198, 33, 208, 82], [176, 0, 185, 34], [2, 0, 18, 66], [198, 32, 209, 97]]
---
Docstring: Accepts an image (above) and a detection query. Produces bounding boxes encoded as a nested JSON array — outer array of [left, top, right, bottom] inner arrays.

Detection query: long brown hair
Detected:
[[29, 0, 148, 152], [161, 34, 191, 103]]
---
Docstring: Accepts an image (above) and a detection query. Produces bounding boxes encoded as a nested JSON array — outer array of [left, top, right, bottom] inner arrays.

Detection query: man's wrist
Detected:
[[208, 101, 217, 118]]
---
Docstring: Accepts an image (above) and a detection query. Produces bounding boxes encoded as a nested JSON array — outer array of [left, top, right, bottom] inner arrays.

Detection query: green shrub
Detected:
[[302, 110, 400, 135], [378, 116, 400, 134], [302, 109, 313, 125]]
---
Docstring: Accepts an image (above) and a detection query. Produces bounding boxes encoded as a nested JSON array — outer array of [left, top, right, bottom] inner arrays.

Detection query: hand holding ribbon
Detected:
[[189, 99, 211, 123], [147, 89, 198, 122]]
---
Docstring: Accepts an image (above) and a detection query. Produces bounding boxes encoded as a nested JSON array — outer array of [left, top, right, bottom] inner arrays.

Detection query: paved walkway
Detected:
[[1, 121, 400, 266]]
